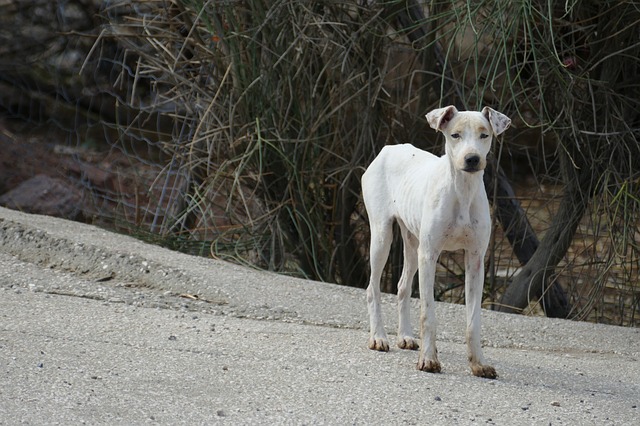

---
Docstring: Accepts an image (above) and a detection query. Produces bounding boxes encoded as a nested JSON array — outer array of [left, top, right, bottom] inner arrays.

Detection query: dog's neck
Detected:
[[447, 160, 484, 217]]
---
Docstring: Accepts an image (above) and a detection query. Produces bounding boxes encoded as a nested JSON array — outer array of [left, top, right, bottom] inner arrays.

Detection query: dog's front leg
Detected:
[[465, 249, 497, 379], [416, 247, 441, 373]]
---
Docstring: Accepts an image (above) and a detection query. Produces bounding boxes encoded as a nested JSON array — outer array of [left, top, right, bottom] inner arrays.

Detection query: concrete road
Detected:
[[0, 206, 638, 425]]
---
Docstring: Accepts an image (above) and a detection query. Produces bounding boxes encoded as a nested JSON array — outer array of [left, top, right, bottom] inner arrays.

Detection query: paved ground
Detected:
[[0, 206, 638, 425]]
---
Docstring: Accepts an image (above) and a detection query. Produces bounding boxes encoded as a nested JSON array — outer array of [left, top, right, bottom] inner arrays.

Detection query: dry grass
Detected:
[[76, 0, 640, 325]]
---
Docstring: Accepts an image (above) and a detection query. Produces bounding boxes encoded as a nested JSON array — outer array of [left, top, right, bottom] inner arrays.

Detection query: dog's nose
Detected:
[[464, 154, 481, 171]]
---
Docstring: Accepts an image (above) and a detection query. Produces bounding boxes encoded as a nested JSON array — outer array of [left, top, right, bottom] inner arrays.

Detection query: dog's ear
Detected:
[[481, 107, 511, 136], [426, 106, 458, 132]]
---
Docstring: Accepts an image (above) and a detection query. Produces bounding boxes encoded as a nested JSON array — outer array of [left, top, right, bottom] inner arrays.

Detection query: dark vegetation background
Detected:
[[0, 0, 638, 326]]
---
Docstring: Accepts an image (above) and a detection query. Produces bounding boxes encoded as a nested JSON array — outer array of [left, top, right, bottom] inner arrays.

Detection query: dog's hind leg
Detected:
[[366, 219, 393, 351], [396, 222, 419, 350]]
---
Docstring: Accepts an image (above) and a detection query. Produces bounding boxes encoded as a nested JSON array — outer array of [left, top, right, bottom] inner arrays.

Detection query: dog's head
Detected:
[[426, 106, 511, 173]]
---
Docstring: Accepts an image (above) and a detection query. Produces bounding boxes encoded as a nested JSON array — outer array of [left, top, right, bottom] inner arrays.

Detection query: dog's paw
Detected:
[[416, 358, 441, 373], [397, 336, 419, 350], [368, 337, 390, 352], [471, 364, 497, 379]]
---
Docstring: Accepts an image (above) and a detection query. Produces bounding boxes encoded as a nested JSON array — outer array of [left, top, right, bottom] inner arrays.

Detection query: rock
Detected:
[[0, 174, 82, 220]]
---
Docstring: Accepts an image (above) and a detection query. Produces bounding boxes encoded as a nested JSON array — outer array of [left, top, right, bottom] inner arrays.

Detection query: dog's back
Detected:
[[362, 144, 444, 236]]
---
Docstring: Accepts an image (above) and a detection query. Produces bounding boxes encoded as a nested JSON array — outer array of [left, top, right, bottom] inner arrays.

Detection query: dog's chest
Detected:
[[442, 214, 478, 250], [439, 201, 489, 251]]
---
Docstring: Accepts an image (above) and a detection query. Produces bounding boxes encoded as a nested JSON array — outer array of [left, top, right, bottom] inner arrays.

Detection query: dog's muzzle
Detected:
[[463, 154, 482, 172]]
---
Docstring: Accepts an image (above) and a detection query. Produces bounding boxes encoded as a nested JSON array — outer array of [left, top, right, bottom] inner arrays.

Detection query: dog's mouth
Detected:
[[462, 166, 482, 173]]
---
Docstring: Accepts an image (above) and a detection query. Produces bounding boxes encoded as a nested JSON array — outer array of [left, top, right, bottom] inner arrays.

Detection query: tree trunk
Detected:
[[496, 150, 589, 316], [484, 158, 571, 317], [483, 159, 539, 264]]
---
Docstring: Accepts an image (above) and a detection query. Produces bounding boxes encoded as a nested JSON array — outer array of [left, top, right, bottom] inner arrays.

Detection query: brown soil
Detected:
[[0, 118, 155, 227]]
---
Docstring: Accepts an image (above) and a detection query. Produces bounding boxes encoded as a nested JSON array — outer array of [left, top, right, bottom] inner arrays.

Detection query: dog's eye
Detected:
[[480, 133, 489, 139], [451, 133, 460, 139]]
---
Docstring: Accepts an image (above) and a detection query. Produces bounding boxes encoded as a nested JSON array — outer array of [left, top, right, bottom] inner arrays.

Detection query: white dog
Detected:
[[361, 106, 510, 378]]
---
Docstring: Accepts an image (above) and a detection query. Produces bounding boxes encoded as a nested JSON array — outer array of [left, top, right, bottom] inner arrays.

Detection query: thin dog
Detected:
[[361, 106, 511, 378]]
